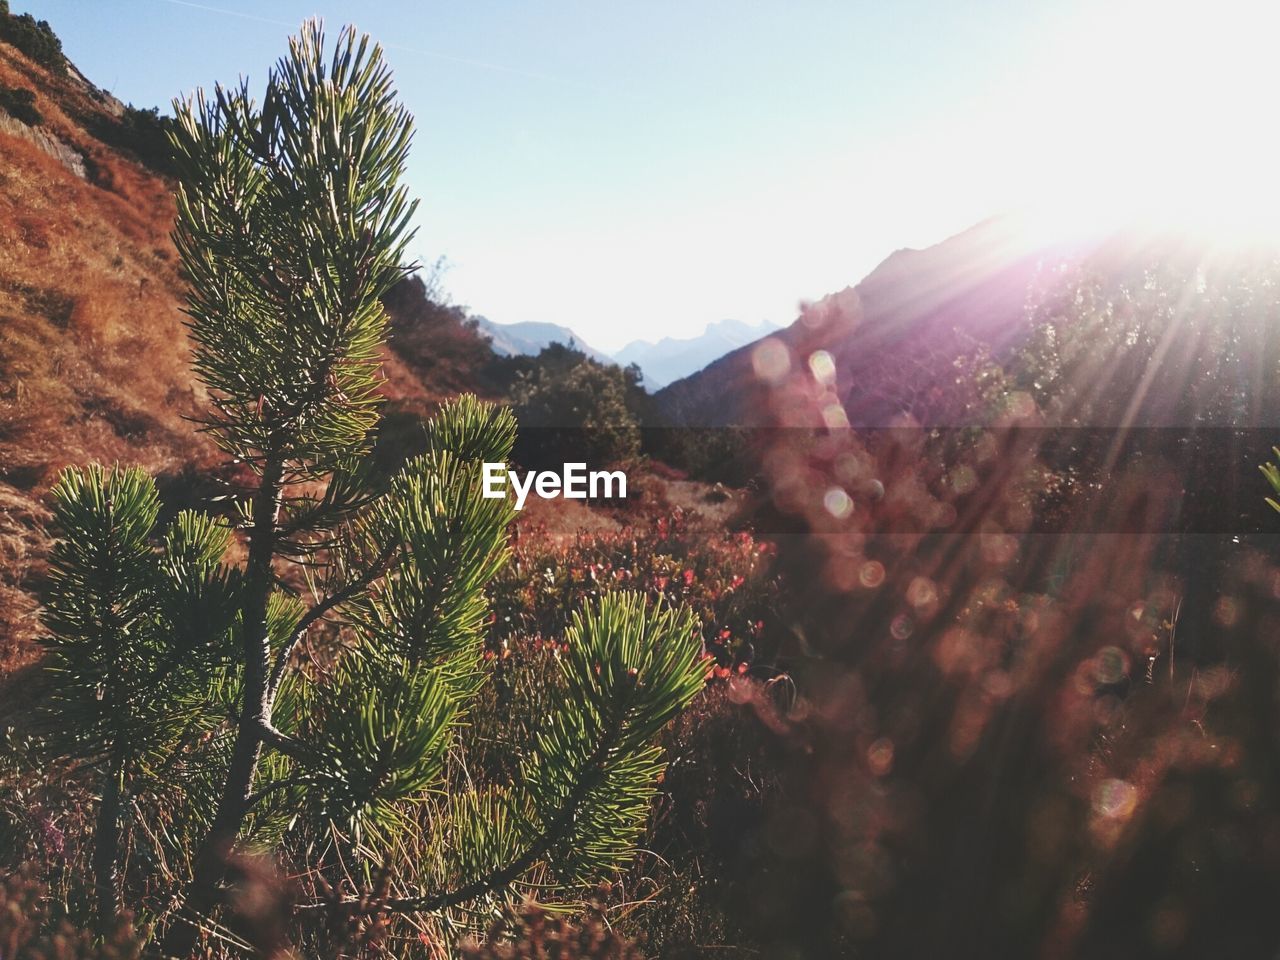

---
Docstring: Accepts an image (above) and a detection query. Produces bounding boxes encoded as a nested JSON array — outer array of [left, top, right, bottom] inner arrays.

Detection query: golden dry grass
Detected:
[[0, 41, 215, 672]]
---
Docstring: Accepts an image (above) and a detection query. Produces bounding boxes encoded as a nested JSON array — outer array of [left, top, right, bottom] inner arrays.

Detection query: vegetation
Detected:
[[117, 104, 175, 174], [0, 82, 40, 125], [489, 510, 777, 675], [1264, 447, 1280, 513], [498, 343, 647, 469], [384, 272, 499, 400], [12, 24, 707, 958], [80, 101, 179, 177], [680, 250, 1280, 957], [0, 0, 66, 74], [0, 865, 144, 960], [459, 897, 641, 959], [0, 33, 202, 677]]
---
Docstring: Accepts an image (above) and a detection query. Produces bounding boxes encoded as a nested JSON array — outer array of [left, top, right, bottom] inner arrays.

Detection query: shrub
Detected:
[[118, 104, 173, 174], [0, 864, 143, 959], [459, 896, 642, 959], [0, 4, 66, 74], [80, 103, 178, 176], [456, 512, 782, 956], [504, 344, 646, 468], [0, 84, 41, 125], [489, 511, 779, 675]]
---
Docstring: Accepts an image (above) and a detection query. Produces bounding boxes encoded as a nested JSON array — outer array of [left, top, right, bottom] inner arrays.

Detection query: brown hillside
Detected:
[[0, 38, 209, 671]]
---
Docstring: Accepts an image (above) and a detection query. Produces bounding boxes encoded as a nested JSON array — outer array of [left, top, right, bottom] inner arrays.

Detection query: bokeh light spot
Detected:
[[859, 561, 886, 588], [752, 338, 791, 384], [808, 349, 837, 385], [824, 486, 854, 519], [1094, 778, 1138, 820]]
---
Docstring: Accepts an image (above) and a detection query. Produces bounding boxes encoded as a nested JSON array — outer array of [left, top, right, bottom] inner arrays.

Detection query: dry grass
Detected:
[[0, 481, 46, 677], [0, 42, 216, 674]]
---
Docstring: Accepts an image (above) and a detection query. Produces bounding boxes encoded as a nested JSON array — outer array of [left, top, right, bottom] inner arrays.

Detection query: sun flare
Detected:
[[1011, 0, 1280, 247]]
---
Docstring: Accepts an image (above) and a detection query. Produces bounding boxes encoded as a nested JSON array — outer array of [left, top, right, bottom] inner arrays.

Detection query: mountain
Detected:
[[614, 318, 780, 388], [475, 315, 780, 389], [654, 217, 1088, 427], [475, 317, 613, 366], [656, 215, 1280, 435]]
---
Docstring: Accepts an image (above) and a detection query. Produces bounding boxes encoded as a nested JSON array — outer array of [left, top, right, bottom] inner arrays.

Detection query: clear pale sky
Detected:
[[16, 1, 1280, 352]]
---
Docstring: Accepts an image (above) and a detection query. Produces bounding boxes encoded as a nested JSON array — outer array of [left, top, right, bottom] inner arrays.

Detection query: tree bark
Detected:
[[156, 456, 283, 958], [92, 750, 125, 930]]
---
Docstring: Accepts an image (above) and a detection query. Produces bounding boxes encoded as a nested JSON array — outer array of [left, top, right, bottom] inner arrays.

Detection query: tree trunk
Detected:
[[156, 457, 283, 958], [92, 750, 125, 930]]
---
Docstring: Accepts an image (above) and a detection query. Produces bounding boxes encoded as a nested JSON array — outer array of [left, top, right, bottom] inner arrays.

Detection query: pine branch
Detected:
[[243, 774, 306, 809], [299, 726, 621, 916], [267, 538, 399, 697], [254, 717, 313, 764]]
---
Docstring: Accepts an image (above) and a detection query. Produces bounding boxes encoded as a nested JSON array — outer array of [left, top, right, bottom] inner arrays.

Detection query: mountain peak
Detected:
[[653, 215, 1057, 426], [473, 317, 613, 366], [614, 317, 781, 388]]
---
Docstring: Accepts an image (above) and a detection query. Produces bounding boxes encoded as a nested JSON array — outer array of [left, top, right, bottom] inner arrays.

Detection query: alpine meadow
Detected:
[[8, 4, 1280, 960]]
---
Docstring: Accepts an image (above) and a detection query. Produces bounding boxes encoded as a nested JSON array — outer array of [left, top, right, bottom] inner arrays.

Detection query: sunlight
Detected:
[[1013, 0, 1280, 248]]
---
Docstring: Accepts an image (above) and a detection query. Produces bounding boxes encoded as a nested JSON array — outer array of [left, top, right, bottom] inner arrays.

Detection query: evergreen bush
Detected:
[[36, 23, 705, 955]]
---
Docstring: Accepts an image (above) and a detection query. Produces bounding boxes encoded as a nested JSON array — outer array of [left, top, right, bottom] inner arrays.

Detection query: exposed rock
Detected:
[[0, 109, 84, 177]]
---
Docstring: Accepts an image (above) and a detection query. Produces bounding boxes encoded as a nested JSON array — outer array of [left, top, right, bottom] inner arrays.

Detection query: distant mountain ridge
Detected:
[[474, 317, 613, 366], [614, 318, 780, 388], [475, 315, 781, 390]]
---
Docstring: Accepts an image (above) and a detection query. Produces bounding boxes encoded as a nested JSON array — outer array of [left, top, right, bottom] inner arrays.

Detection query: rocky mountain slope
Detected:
[[0, 33, 207, 669]]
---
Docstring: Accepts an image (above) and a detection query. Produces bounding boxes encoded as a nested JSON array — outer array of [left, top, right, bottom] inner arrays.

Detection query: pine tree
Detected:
[[40, 22, 705, 954]]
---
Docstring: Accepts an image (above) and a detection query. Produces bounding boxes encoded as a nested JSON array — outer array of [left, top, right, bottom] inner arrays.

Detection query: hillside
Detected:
[[0, 35, 209, 670], [654, 217, 1052, 427], [655, 217, 1280, 433]]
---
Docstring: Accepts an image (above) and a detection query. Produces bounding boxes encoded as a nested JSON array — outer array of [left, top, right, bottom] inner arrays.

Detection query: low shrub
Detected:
[[0, 864, 143, 960], [0, 3, 66, 74], [460, 896, 641, 960], [118, 105, 173, 174], [489, 510, 780, 674], [0, 84, 41, 126]]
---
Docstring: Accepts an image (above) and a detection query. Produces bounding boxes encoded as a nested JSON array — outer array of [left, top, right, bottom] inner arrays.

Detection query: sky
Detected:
[[16, 1, 1280, 352]]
